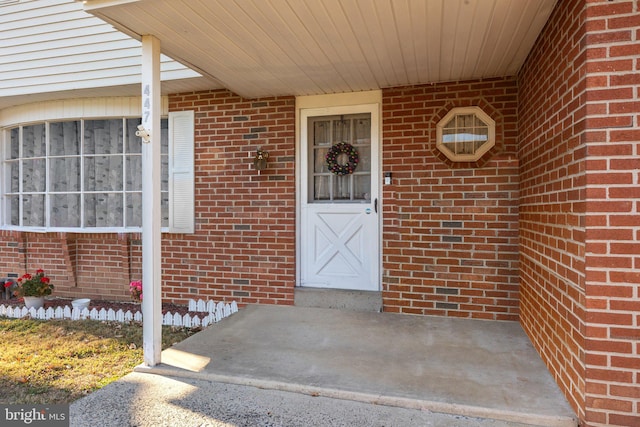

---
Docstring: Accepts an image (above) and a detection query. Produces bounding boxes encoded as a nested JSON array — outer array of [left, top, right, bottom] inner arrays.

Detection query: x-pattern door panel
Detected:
[[311, 211, 366, 283]]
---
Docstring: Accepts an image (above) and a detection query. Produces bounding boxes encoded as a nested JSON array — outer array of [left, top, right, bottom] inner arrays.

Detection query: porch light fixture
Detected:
[[135, 124, 151, 143], [253, 150, 269, 172], [436, 107, 495, 162]]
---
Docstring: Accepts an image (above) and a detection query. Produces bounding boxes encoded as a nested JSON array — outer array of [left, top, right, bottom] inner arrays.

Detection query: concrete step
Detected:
[[294, 288, 382, 312]]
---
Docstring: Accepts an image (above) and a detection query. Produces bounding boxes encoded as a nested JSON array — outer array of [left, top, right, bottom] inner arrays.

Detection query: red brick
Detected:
[[587, 396, 633, 412], [611, 356, 640, 370], [609, 300, 640, 313], [609, 414, 640, 427], [610, 129, 640, 142], [586, 59, 634, 74], [586, 172, 633, 185], [586, 115, 634, 129], [609, 271, 640, 284], [585, 1, 633, 17], [610, 43, 640, 58], [586, 368, 633, 384], [585, 30, 632, 44], [609, 101, 640, 114], [610, 73, 640, 86], [607, 14, 640, 29]]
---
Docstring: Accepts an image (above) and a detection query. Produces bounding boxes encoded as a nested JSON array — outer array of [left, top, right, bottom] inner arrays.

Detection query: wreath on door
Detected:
[[326, 142, 359, 175]]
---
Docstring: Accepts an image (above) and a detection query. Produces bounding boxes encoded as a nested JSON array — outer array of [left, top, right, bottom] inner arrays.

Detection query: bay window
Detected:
[[2, 111, 194, 232]]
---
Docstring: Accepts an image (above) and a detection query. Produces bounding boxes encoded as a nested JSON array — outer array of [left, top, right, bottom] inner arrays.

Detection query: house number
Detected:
[[143, 84, 151, 122], [136, 84, 152, 143]]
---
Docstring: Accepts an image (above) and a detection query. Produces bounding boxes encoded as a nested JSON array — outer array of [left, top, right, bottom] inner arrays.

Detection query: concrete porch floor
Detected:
[[134, 304, 577, 427]]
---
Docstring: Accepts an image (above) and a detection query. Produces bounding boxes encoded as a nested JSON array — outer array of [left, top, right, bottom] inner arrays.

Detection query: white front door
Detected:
[[300, 103, 380, 291]]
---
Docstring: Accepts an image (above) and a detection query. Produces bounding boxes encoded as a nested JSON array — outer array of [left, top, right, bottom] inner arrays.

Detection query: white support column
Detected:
[[141, 35, 162, 367]]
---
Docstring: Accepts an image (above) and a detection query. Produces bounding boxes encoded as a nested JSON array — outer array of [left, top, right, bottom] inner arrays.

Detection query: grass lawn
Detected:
[[0, 317, 198, 405]]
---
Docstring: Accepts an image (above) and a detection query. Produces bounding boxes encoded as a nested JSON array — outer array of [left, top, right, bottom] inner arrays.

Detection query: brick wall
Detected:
[[583, 1, 640, 426], [518, 0, 588, 421], [165, 91, 297, 305], [1, 232, 135, 301], [381, 78, 520, 320]]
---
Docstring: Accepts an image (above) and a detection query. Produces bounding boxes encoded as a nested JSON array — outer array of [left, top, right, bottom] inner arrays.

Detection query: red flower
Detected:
[[3, 282, 12, 288], [13, 268, 54, 297]]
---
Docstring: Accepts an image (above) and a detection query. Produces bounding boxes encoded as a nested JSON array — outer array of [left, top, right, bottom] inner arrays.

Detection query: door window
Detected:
[[308, 113, 371, 202]]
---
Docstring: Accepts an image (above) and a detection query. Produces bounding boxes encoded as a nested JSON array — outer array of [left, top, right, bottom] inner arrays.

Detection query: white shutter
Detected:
[[168, 110, 195, 233]]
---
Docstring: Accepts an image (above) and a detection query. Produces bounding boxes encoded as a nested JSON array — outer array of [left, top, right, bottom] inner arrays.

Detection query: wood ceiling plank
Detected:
[[337, 0, 391, 89], [469, 0, 511, 78], [400, 0, 429, 85], [247, 0, 338, 95], [424, 0, 445, 82], [294, 0, 377, 93], [143, 0, 269, 97], [458, 0, 498, 79], [438, 0, 463, 81], [372, 0, 410, 86], [505, 0, 558, 75]]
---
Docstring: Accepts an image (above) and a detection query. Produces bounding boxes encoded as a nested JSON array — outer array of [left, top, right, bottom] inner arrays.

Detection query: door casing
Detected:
[[295, 91, 382, 291]]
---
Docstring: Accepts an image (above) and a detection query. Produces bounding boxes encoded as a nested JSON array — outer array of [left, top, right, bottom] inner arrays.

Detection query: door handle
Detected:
[[374, 198, 378, 213]]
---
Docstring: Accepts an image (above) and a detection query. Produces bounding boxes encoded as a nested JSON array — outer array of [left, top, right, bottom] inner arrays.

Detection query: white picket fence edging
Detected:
[[0, 299, 238, 329]]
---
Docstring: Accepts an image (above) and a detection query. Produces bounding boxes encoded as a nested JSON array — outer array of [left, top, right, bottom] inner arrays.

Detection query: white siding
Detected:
[[0, 0, 200, 98]]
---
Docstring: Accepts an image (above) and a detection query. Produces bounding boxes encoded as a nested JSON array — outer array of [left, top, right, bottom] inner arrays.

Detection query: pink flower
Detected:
[[129, 280, 143, 302]]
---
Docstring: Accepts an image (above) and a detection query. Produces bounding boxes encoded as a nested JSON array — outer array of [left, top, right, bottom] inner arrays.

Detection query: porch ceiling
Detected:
[[84, 0, 557, 99]]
